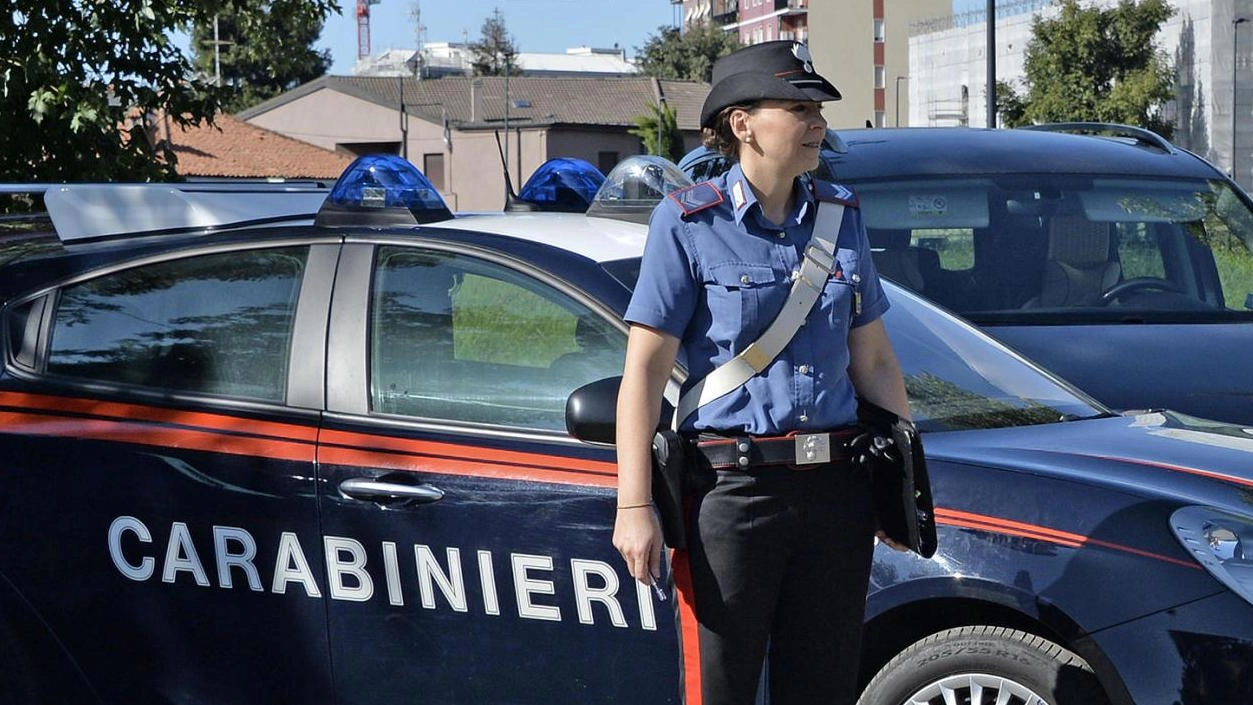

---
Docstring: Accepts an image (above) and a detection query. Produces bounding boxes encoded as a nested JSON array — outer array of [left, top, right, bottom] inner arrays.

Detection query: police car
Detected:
[[1, 155, 1251, 705]]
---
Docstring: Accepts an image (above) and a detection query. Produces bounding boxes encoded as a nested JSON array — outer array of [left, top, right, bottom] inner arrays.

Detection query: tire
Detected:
[[857, 625, 1109, 705]]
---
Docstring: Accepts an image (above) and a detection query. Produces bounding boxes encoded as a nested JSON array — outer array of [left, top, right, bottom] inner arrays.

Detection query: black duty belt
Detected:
[[694, 428, 859, 470]]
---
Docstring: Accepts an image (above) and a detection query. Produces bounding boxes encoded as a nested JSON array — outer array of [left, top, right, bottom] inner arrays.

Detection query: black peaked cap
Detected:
[[700, 40, 841, 128]]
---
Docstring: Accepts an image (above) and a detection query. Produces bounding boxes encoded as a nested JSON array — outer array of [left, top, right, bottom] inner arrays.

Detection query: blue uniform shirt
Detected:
[[624, 163, 889, 435]]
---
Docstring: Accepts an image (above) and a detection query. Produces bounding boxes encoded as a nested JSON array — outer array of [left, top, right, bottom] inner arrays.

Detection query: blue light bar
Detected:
[[315, 154, 452, 227], [516, 158, 605, 213]]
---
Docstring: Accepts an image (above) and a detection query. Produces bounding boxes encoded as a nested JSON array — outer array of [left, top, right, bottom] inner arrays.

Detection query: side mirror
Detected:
[[565, 376, 675, 444]]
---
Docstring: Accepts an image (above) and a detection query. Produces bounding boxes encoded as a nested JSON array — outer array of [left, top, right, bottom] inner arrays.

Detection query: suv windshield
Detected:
[[856, 175, 1253, 323]]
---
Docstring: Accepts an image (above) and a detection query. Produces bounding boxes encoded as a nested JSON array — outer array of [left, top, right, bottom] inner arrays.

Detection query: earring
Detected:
[[745, 134, 753, 143]]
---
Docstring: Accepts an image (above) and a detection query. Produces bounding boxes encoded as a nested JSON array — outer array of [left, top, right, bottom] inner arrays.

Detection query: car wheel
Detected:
[[857, 625, 1109, 705]]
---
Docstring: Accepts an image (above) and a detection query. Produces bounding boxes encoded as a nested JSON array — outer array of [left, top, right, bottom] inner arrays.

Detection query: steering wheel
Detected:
[[1100, 277, 1183, 304]]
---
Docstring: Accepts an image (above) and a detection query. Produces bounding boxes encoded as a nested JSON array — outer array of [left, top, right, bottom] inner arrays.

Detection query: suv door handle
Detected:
[[338, 477, 445, 504]]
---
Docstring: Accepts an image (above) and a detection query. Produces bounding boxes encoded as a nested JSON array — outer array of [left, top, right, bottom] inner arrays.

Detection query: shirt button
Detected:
[[776, 232, 786, 239], [740, 274, 751, 285], [799, 414, 809, 423], [798, 364, 810, 375]]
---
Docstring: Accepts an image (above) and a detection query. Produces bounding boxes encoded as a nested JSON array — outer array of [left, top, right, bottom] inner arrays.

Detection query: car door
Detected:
[[317, 240, 678, 704], [0, 241, 339, 703]]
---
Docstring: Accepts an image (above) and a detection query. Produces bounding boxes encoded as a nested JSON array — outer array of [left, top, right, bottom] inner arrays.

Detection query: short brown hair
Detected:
[[701, 103, 757, 161]]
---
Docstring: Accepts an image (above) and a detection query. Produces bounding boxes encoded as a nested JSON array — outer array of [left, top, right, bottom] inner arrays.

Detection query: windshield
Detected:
[[853, 175, 1253, 323], [608, 257, 1102, 433]]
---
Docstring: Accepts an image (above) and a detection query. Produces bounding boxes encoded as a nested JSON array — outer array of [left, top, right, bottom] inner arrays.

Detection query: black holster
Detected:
[[650, 430, 689, 550], [856, 398, 938, 559]]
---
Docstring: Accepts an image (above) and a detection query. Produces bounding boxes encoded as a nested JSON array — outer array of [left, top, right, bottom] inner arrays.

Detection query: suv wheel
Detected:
[[857, 626, 1108, 705]]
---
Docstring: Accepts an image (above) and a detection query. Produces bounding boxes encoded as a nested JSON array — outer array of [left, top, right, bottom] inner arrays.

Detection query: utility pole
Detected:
[[987, 0, 997, 128], [1236, 17, 1248, 180], [895, 76, 909, 127], [203, 15, 235, 87], [399, 72, 408, 160], [504, 54, 511, 188]]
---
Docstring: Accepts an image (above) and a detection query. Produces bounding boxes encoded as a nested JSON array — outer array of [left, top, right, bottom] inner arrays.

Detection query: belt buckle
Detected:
[[794, 433, 830, 465]]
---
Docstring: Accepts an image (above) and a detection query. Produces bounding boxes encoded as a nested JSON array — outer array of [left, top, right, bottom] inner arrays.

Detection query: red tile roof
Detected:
[[154, 112, 353, 179]]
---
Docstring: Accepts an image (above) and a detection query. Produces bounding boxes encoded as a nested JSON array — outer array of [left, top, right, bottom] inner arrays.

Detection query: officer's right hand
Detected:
[[613, 506, 663, 585]]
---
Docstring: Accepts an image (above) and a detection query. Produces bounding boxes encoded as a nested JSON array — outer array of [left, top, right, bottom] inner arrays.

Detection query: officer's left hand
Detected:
[[876, 530, 910, 552]]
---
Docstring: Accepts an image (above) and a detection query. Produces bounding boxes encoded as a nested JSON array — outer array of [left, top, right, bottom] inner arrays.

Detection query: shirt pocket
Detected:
[[704, 262, 785, 349], [823, 248, 861, 331]]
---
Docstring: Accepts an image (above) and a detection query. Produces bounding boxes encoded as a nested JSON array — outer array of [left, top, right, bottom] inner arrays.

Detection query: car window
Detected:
[[370, 246, 626, 430], [912, 229, 974, 272], [44, 247, 307, 400], [857, 176, 1253, 321]]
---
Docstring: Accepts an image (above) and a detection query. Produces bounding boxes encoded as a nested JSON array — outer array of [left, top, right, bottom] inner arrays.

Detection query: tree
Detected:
[[636, 23, 739, 83], [630, 101, 684, 163], [469, 8, 520, 77], [999, 0, 1176, 137], [190, 0, 333, 113], [0, 0, 339, 184]]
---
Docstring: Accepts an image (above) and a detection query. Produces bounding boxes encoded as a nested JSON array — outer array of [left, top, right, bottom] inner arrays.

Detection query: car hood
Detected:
[[984, 322, 1253, 428], [924, 411, 1253, 514]]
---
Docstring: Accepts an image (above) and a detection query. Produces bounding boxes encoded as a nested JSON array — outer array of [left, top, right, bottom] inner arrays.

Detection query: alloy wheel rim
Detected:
[[906, 672, 1049, 705]]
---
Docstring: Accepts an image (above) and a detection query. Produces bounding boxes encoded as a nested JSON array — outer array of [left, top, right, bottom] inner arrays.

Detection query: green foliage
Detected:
[[0, 0, 338, 183], [999, 0, 1175, 137], [629, 101, 684, 163], [190, 0, 333, 113], [469, 8, 521, 77], [636, 23, 739, 83]]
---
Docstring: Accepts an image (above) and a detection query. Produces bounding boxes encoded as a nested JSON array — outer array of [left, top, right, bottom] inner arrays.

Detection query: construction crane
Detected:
[[357, 0, 381, 60]]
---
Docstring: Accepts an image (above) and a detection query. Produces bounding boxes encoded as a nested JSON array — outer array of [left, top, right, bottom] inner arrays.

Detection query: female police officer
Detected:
[[612, 41, 911, 705]]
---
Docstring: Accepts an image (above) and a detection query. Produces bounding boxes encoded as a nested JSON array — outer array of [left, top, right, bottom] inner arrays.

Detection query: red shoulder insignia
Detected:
[[667, 182, 725, 217]]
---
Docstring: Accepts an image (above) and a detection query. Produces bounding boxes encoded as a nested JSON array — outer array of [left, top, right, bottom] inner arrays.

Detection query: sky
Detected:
[[320, 0, 683, 75]]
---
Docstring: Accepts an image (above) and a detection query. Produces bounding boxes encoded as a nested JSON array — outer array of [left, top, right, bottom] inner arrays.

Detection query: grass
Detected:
[[452, 274, 580, 366]]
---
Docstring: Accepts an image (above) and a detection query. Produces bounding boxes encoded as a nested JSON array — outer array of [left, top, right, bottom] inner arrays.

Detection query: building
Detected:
[[680, 0, 810, 45], [905, 0, 1253, 190], [151, 112, 353, 180], [354, 44, 639, 79], [808, 0, 950, 129], [680, 1, 947, 130], [237, 75, 709, 211]]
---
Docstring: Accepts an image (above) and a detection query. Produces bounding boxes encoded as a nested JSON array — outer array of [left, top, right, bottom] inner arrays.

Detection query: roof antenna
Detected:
[[495, 130, 536, 212]]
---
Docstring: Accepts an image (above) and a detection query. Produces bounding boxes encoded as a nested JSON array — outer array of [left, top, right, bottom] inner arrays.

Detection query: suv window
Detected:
[[45, 247, 307, 400], [860, 176, 1253, 321], [370, 246, 626, 430]]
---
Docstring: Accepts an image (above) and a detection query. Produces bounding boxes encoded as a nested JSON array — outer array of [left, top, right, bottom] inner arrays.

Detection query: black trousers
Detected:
[[671, 460, 876, 705]]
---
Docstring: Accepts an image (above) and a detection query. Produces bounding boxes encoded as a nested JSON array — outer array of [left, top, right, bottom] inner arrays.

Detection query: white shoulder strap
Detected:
[[674, 200, 846, 428]]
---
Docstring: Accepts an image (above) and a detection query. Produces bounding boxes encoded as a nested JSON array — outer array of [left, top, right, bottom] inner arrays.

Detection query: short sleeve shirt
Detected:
[[624, 163, 889, 435]]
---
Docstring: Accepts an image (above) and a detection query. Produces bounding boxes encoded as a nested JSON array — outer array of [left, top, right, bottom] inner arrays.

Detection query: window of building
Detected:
[[874, 19, 885, 42], [423, 153, 445, 192], [46, 247, 308, 400], [369, 247, 627, 430]]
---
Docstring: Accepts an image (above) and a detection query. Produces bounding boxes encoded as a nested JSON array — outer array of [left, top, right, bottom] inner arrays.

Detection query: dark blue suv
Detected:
[[683, 124, 1253, 426]]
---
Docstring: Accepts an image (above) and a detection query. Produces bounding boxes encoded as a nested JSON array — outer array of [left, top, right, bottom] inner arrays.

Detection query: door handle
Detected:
[[338, 477, 445, 504]]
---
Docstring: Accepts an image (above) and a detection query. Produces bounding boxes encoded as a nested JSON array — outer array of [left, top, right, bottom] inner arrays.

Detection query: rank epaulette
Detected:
[[811, 180, 859, 207], [667, 182, 725, 217]]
